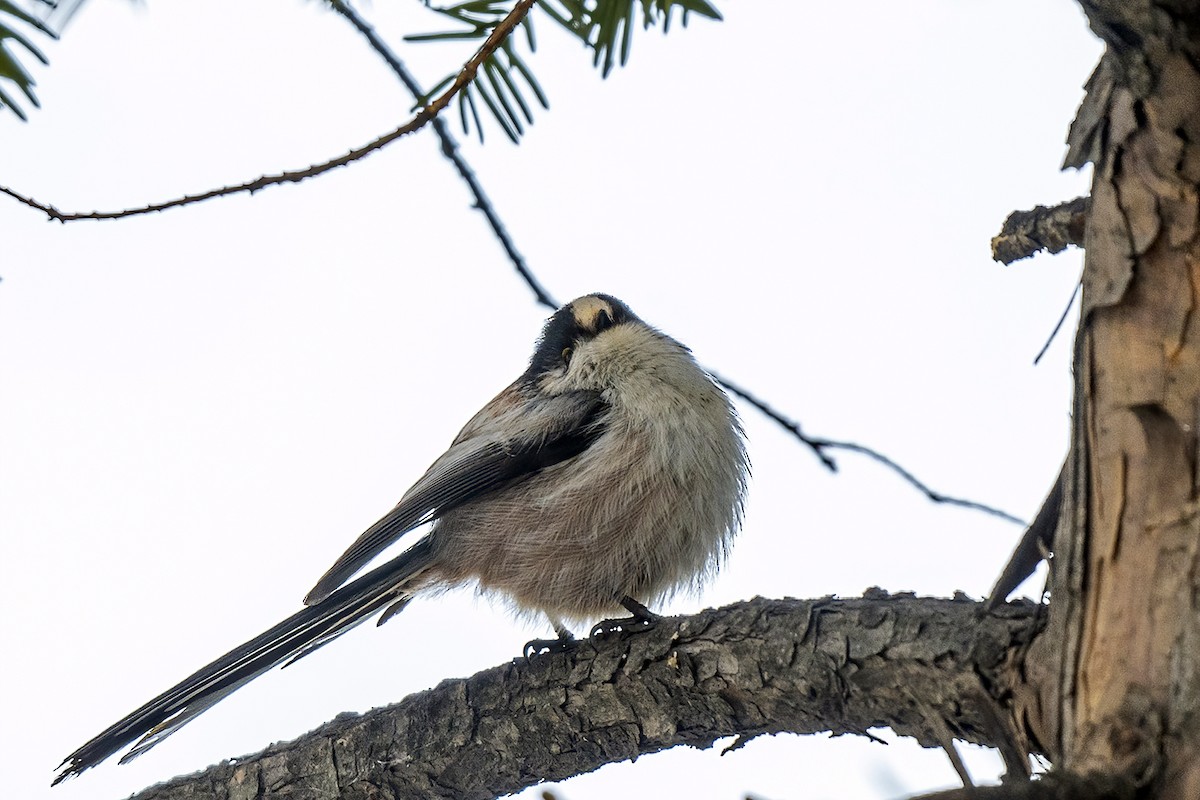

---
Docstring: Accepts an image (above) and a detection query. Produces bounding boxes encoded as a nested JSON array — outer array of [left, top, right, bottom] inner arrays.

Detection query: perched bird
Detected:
[[56, 293, 750, 784]]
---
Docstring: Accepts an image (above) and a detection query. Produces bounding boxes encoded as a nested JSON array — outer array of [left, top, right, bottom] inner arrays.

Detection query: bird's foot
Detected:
[[589, 596, 661, 639], [523, 632, 576, 660], [589, 616, 655, 638]]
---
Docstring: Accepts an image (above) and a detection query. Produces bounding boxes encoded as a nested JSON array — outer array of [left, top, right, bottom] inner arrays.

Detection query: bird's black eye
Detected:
[[594, 309, 613, 332], [561, 346, 573, 365]]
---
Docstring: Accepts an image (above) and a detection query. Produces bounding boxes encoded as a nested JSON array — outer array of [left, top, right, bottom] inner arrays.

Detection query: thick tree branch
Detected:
[[991, 197, 1088, 265], [114, 594, 1041, 800], [0, 0, 537, 221]]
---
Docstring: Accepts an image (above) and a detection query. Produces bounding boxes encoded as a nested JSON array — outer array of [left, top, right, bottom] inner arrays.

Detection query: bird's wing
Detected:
[[303, 389, 606, 605], [983, 461, 1064, 611]]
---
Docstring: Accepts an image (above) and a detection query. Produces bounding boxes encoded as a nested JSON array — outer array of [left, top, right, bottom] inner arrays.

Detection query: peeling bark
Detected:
[[1037, 2, 1200, 795], [114, 595, 1041, 800]]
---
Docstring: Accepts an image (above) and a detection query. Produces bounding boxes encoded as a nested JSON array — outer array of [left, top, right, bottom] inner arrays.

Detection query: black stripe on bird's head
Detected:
[[523, 294, 637, 383]]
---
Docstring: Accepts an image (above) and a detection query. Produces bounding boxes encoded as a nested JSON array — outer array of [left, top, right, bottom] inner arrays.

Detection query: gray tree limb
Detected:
[[120, 594, 1042, 800], [991, 197, 1088, 265]]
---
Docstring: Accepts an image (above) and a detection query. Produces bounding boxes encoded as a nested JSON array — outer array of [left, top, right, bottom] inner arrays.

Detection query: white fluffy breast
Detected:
[[430, 319, 749, 622]]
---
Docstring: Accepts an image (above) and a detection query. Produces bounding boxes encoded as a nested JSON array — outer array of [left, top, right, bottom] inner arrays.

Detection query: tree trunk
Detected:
[[1029, 3, 1200, 796]]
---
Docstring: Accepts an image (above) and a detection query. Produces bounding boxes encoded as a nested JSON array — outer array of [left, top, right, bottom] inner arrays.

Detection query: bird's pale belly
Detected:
[[430, 465, 710, 622]]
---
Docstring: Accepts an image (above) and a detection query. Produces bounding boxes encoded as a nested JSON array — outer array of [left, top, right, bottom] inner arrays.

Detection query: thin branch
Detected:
[[713, 373, 1024, 525], [0, 0, 538, 222], [991, 197, 1088, 265], [809, 438, 1027, 526], [910, 688, 976, 788], [709, 370, 838, 470], [108, 595, 1043, 800], [328, 0, 556, 308], [1033, 280, 1081, 366]]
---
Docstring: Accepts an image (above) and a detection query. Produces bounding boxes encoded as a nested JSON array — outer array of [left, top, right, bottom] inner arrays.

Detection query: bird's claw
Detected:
[[589, 613, 658, 640], [523, 635, 576, 660], [590, 596, 662, 639]]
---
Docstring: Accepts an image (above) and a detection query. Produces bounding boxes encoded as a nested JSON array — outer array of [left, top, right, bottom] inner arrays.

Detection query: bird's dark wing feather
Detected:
[[983, 462, 1064, 611], [303, 390, 606, 605], [55, 538, 437, 784]]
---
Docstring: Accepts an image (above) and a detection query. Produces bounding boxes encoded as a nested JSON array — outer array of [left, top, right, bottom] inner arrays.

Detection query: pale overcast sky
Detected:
[[1, 2, 1101, 798]]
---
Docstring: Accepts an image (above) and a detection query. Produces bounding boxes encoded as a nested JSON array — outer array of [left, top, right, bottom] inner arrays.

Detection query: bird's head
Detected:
[[526, 293, 697, 393]]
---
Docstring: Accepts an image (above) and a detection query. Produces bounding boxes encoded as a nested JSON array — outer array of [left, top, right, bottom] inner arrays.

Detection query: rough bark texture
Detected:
[[1028, 2, 1200, 796], [992, 197, 1089, 265], [119, 595, 1040, 800]]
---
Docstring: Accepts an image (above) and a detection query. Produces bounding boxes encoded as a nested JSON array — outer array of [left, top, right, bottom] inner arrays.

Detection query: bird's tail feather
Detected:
[[53, 537, 435, 785]]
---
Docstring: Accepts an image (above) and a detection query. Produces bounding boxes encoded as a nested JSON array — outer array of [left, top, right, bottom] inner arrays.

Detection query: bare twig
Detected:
[[328, 0, 556, 308], [711, 374, 1024, 524], [991, 196, 1088, 265], [1033, 280, 1081, 366], [808, 438, 1026, 526], [0, 0, 538, 222], [709, 371, 837, 470], [922, 700, 976, 788]]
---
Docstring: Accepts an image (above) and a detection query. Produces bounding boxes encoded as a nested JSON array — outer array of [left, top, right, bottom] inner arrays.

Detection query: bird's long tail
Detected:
[[54, 537, 436, 785]]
